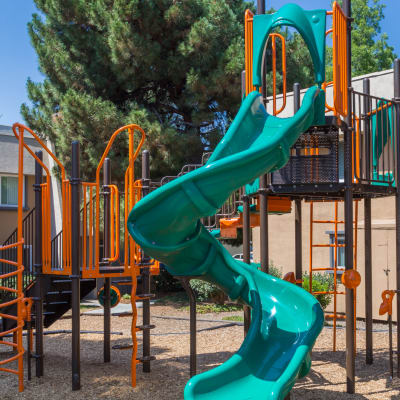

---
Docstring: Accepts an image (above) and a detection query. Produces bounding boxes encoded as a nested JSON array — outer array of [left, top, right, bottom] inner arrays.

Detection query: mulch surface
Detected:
[[1, 304, 400, 399]]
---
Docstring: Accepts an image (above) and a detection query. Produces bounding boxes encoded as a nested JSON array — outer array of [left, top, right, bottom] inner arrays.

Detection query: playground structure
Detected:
[[0, 123, 160, 391], [1, 0, 400, 398]]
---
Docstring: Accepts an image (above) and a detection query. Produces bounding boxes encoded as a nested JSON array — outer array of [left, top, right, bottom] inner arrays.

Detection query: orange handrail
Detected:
[[270, 33, 287, 115], [12, 123, 71, 274], [245, 9, 255, 96], [108, 184, 120, 262], [90, 124, 145, 277], [332, 1, 348, 117]]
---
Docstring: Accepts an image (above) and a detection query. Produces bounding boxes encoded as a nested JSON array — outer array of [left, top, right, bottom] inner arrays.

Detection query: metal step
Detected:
[[43, 301, 69, 306], [46, 290, 72, 295], [98, 266, 125, 274]]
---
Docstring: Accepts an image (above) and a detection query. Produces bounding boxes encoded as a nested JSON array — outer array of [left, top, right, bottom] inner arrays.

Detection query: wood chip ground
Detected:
[[1, 305, 400, 399]]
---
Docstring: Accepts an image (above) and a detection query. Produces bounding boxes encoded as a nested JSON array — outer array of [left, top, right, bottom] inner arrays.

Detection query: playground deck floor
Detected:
[[1, 304, 400, 399]]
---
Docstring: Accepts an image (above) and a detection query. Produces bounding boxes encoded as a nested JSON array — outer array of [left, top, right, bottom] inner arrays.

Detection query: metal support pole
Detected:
[[343, 0, 355, 393], [242, 194, 251, 335], [241, 70, 246, 100], [394, 58, 400, 378], [293, 83, 302, 287], [293, 83, 300, 113], [103, 158, 111, 363], [363, 78, 373, 365], [70, 141, 81, 391], [34, 151, 44, 377], [180, 278, 197, 377], [141, 150, 151, 373], [259, 176, 268, 273]]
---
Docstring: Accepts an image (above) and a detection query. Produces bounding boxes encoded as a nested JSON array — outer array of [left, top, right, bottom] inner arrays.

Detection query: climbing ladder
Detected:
[[309, 200, 358, 351]]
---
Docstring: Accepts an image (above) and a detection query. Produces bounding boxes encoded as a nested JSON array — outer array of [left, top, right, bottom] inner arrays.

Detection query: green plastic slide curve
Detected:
[[127, 87, 325, 399]]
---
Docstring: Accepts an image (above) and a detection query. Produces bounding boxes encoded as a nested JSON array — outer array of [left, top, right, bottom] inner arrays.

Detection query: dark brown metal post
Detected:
[[294, 83, 302, 287], [363, 78, 373, 365], [71, 141, 81, 390], [141, 150, 151, 373], [34, 151, 44, 377], [394, 58, 400, 377], [259, 175, 268, 273], [103, 158, 111, 363], [242, 194, 251, 334], [180, 278, 197, 377], [343, 0, 355, 393], [241, 70, 246, 100]]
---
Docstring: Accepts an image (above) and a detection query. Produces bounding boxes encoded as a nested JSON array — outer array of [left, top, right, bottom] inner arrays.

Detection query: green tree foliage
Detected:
[[326, 0, 396, 80], [22, 0, 253, 181]]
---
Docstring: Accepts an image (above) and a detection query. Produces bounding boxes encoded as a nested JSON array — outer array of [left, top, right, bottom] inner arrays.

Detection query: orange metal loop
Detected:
[[270, 33, 287, 116]]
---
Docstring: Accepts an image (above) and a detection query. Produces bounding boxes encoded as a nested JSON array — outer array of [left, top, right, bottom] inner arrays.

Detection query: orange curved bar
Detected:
[[94, 125, 146, 276], [12, 123, 65, 180], [270, 33, 287, 116], [13, 123, 71, 274]]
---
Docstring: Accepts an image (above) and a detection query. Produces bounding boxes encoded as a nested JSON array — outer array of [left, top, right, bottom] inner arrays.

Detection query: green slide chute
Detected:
[[127, 86, 325, 399]]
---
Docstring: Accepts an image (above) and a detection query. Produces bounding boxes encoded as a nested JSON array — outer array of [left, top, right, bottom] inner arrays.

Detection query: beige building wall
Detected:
[[0, 175, 36, 243], [253, 196, 397, 322], [252, 68, 399, 322]]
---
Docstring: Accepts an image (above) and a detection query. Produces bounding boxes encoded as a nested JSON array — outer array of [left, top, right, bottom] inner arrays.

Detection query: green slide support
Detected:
[[128, 87, 325, 399]]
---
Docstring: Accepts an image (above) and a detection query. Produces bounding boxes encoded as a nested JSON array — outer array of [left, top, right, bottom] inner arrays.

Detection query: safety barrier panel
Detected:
[[332, 1, 348, 117]]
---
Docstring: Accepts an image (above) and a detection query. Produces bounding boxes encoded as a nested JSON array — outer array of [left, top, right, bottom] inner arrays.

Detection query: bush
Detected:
[[190, 261, 282, 304], [153, 265, 183, 293], [302, 273, 334, 310], [190, 279, 226, 304]]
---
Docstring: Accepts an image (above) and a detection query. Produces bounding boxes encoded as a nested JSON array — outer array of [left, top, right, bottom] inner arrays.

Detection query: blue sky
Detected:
[[0, 1, 399, 126]]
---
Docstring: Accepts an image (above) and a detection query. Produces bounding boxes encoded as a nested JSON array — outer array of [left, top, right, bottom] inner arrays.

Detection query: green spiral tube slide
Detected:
[[127, 87, 325, 399]]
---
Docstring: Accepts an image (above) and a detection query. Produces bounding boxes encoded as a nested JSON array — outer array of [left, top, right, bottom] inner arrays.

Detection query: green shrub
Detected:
[[302, 273, 334, 310], [153, 265, 183, 293], [190, 279, 226, 304], [253, 261, 282, 278], [190, 261, 282, 304]]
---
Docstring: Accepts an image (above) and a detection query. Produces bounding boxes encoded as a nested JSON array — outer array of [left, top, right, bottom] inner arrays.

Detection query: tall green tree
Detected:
[[326, 0, 396, 80], [22, 0, 253, 181]]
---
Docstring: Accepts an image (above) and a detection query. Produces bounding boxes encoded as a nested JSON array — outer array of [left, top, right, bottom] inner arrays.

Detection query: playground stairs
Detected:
[[0, 276, 96, 334], [0, 208, 96, 334]]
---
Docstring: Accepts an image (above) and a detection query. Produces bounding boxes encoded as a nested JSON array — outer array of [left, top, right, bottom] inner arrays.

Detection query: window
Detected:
[[0, 175, 25, 207], [327, 231, 345, 273]]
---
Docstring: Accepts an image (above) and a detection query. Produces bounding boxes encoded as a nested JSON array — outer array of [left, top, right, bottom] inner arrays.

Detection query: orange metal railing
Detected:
[[244, 9, 287, 115], [245, 9, 256, 96], [332, 1, 348, 117], [0, 242, 27, 392], [12, 123, 71, 275], [270, 32, 286, 115], [81, 124, 145, 278]]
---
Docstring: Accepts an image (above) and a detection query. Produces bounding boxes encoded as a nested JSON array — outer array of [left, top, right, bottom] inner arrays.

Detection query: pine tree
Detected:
[[22, 0, 254, 181]]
